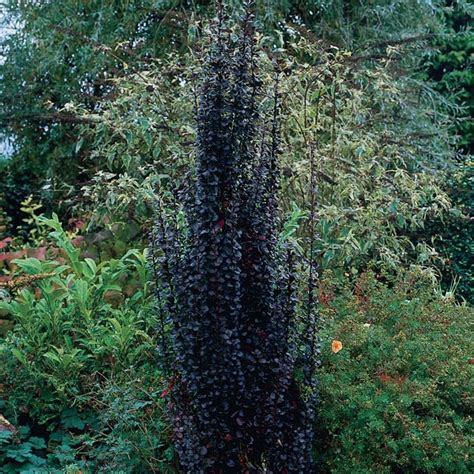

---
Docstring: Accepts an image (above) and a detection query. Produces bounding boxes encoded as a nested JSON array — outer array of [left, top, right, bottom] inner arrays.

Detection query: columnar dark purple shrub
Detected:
[[151, 6, 319, 472]]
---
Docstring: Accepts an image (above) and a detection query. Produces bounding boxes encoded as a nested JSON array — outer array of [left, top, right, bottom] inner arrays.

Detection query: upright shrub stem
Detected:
[[151, 5, 319, 471]]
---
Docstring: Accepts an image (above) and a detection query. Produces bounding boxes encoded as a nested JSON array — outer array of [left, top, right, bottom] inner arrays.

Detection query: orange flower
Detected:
[[331, 340, 343, 353]]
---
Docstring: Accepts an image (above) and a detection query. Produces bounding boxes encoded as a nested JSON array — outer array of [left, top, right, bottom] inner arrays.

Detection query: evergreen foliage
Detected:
[[316, 270, 473, 473], [426, 0, 473, 154]]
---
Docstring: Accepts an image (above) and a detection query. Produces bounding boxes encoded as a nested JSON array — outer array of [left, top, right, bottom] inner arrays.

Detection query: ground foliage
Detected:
[[0, 217, 174, 473], [1, 236, 472, 472]]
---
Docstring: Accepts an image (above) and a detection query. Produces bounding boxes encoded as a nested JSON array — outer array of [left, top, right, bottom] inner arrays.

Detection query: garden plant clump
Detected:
[[316, 269, 473, 473]]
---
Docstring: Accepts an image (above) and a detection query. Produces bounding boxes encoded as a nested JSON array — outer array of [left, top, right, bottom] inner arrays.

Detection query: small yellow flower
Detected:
[[331, 340, 343, 353]]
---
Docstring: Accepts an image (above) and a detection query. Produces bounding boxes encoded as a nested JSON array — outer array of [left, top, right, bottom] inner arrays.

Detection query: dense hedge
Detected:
[[418, 2, 474, 303], [316, 270, 473, 473]]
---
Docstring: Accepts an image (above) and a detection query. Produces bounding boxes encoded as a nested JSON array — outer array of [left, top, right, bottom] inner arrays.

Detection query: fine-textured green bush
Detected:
[[316, 269, 473, 473], [422, 160, 474, 304]]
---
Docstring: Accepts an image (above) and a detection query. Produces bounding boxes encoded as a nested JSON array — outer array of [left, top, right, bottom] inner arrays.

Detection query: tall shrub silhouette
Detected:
[[151, 5, 319, 472]]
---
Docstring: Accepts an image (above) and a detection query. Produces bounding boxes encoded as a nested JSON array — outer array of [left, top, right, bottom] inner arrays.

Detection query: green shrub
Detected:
[[0, 215, 174, 472], [316, 269, 473, 473], [78, 373, 175, 473]]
